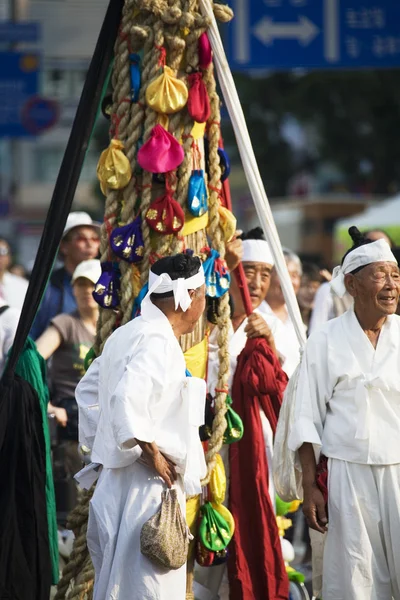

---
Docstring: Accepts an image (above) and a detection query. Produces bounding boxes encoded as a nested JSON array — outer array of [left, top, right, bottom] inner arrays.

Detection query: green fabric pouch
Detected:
[[223, 395, 244, 444], [198, 502, 232, 551]]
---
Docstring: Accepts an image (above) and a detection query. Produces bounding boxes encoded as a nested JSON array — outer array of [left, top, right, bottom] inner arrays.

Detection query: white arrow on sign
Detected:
[[253, 16, 320, 47]]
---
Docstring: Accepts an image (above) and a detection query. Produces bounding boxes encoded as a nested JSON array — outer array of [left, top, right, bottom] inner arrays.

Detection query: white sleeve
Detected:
[[3, 308, 20, 357], [270, 317, 289, 362], [76, 356, 101, 450], [288, 330, 332, 452], [110, 333, 169, 449], [308, 283, 333, 335]]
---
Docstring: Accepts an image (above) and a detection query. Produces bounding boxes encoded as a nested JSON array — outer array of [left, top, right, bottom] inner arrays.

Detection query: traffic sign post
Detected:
[[228, 0, 400, 71]]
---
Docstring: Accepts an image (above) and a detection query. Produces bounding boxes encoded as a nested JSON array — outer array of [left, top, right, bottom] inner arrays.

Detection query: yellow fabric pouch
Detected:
[[146, 66, 188, 114]]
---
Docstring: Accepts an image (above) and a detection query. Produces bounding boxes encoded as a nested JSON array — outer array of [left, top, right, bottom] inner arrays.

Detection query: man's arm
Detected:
[[287, 329, 332, 533], [36, 325, 62, 360], [135, 439, 177, 488], [244, 312, 278, 355], [76, 356, 101, 451], [298, 443, 328, 534]]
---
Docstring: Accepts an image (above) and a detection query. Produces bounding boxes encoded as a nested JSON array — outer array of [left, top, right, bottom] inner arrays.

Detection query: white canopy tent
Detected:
[[335, 194, 400, 260], [337, 194, 400, 230]]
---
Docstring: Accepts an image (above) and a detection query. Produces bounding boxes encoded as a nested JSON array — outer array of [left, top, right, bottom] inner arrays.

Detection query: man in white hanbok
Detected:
[[208, 231, 286, 504], [198, 230, 288, 599], [75, 253, 207, 600], [289, 228, 400, 600]]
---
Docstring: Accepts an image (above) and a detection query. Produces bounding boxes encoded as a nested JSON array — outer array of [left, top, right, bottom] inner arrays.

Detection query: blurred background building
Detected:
[[1, 0, 108, 266]]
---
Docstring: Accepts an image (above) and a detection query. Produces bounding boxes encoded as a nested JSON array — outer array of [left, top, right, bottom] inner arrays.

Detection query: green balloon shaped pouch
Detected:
[[198, 502, 232, 552]]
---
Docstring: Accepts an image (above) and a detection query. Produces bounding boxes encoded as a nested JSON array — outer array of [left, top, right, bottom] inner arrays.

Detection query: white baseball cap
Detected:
[[63, 212, 101, 239], [72, 259, 102, 285]]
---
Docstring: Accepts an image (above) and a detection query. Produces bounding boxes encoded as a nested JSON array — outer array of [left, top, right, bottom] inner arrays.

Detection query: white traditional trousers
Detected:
[[88, 460, 186, 600], [324, 459, 400, 600]]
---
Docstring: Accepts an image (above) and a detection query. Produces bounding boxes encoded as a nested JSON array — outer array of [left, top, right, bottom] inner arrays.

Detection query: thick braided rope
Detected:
[[154, 0, 185, 259], [169, 7, 208, 256], [175, 1, 206, 208], [164, 0, 185, 72], [171, 112, 194, 258], [201, 61, 230, 484], [151, 0, 186, 259], [165, 0, 186, 135], [212, 1, 233, 23], [55, 488, 94, 599], [66, 554, 95, 600], [139, 7, 166, 286], [94, 12, 133, 354], [119, 14, 155, 324]]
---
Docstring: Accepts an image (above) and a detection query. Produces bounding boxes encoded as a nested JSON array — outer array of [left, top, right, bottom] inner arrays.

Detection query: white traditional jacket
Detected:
[[76, 300, 206, 495], [289, 308, 400, 465]]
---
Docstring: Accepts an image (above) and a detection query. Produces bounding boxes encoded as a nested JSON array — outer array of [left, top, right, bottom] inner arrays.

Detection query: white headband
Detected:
[[242, 239, 274, 266], [142, 265, 205, 312], [331, 239, 397, 298]]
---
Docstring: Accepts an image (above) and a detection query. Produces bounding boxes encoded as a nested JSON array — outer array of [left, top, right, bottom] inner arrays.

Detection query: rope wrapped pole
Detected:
[[58, 3, 237, 599]]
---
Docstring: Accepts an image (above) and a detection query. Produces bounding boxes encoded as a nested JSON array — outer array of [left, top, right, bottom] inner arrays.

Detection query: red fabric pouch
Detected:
[[187, 72, 210, 124], [145, 192, 185, 234]]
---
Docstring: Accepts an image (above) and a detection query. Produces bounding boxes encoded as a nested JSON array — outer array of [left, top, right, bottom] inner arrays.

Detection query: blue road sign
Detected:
[[227, 0, 400, 71], [0, 21, 40, 43], [22, 96, 59, 134], [0, 52, 39, 138]]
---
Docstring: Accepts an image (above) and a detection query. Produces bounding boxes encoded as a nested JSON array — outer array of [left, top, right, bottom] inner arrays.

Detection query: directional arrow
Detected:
[[253, 16, 320, 47]]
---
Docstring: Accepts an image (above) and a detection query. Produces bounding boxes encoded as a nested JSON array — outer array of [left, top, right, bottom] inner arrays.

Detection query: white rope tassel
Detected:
[[198, 0, 306, 348]]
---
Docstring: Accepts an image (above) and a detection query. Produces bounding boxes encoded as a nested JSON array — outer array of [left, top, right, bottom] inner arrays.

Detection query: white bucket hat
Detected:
[[72, 259, 102, 285], [63, 212, 101, 239]]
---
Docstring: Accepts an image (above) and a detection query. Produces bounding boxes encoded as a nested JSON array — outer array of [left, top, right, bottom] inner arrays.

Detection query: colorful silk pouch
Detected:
[[92, 262, 120, 309], [145, 192, 185, 234], [110, 215, 144, 263], [188, 170, 208, 217], [137, 124, 184, 173]]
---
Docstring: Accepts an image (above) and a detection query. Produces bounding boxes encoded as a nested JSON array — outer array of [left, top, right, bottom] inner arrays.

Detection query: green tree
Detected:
[[222, 69, 400, 196]]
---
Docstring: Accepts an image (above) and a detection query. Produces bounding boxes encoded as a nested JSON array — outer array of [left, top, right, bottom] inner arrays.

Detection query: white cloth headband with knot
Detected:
[[144, 265, 205, 312], [242, 239, 274, 266], [330, 239, 398, 298]]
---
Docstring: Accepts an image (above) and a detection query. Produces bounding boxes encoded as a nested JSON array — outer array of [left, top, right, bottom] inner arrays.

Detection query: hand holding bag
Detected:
[[140, 488, 192, 570]]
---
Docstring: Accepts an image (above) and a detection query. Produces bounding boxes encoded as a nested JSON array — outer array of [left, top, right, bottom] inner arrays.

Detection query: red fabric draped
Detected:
[[228, 337, 289, 600]]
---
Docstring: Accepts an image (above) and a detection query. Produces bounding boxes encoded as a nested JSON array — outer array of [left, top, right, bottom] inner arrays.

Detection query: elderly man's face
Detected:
[[182, 284, 206, 334], [268, 260, 302, 305], [228, 261, 272, 316], [242, 261, 273, 309], [347, 261, 400, 317]]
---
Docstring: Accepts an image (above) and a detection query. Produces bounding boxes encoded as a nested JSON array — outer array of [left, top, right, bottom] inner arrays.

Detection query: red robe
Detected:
[[228, 337, 289, 600]]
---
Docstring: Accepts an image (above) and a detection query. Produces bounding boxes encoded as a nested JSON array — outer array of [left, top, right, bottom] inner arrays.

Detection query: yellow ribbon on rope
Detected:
[[183, 336, 208, 379], [182, 210, 209, 237]]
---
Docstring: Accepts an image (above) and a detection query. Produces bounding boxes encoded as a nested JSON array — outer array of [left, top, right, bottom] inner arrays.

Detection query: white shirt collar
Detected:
[[140, 299, 174, 332]]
